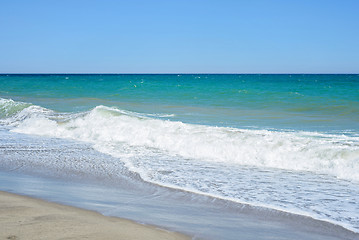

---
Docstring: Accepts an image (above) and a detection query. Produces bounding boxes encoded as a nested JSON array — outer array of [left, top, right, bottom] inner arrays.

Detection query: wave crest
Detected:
[[0, 98, 31, 119]]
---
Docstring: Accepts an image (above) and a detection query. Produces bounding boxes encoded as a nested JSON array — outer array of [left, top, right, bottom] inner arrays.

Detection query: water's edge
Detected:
[[0, 132, 358, 240]]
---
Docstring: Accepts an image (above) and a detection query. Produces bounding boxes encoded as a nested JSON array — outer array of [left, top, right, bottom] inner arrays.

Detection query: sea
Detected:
[[0, 74, 358, 240]]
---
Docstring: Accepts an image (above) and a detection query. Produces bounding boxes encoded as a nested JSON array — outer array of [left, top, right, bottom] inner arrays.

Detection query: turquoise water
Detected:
[[1, 74, 359, 237], [1, 74, 358, 131]]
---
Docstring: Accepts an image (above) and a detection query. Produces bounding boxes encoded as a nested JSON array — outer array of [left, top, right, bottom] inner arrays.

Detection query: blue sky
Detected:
[[1, 0, 358, 73]]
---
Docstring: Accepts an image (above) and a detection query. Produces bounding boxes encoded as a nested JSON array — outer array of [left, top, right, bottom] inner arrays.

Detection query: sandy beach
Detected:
[[0, 191, 190, 240]]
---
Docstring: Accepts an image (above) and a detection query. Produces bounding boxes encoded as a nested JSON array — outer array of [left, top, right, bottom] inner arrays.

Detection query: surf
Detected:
[[2, 98, 358, 182]]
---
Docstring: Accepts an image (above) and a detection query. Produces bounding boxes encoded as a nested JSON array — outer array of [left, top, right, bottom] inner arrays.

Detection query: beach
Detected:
[[0, 191, 189, 240]]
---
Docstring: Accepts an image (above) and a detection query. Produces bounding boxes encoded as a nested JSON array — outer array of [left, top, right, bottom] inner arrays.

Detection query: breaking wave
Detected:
[[1, 98, 358, 182]]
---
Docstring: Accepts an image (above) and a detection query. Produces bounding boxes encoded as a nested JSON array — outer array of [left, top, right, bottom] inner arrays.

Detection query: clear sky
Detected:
[[1, 0, 358, 73]]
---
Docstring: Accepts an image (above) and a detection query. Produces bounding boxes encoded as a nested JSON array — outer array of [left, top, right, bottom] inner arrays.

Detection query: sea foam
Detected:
[[3, 100, 358, 182]]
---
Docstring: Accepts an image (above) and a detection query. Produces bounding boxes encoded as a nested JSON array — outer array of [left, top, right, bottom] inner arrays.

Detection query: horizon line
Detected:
[[1, 73, 358, 75]]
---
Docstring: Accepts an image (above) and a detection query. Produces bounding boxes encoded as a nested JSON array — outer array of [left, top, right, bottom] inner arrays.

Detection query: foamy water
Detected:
[[1, 97, 359, 233]]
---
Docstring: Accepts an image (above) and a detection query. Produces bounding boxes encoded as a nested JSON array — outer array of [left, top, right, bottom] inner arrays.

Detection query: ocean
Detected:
[[0, 74, 358, 239]]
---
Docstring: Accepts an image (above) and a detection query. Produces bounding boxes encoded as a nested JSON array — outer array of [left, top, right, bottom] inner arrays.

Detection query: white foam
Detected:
[[9, 104, 359, 182]]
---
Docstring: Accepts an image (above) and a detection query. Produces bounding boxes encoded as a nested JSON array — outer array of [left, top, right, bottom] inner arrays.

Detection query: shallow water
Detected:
[[0, 131, 357, 240]]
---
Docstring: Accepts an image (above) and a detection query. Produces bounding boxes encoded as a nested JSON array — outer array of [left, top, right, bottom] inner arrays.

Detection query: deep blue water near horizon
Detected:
[[1, 74, 359, 239]]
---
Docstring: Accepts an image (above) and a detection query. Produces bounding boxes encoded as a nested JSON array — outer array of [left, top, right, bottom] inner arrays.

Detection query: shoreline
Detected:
[[0, 127, 358, 240], [1, 171, 359, 240], [0, 190, 190, 240]]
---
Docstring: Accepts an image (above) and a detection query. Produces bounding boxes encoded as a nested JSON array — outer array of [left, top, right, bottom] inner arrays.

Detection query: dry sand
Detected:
[[0, 191, 190, 240]]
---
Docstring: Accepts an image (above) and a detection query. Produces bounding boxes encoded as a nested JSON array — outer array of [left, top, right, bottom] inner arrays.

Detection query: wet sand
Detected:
[[0, 191, 190, 240]]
